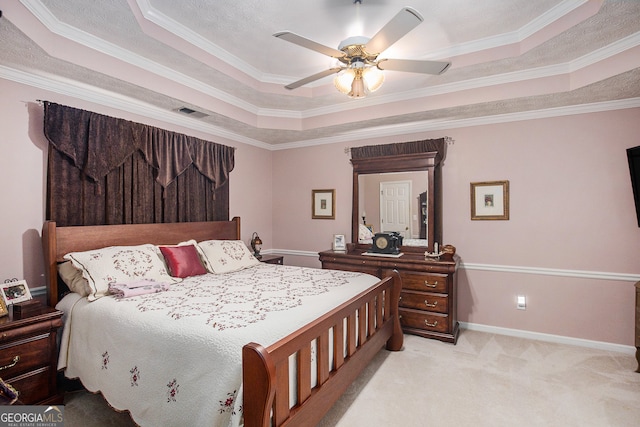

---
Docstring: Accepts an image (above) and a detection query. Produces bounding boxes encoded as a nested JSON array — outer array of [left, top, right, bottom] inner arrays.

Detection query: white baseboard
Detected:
[[460, 322, 636, 355]]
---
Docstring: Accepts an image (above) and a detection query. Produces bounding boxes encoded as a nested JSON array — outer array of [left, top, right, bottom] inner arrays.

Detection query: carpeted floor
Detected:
[[62, 330, 640, 426]]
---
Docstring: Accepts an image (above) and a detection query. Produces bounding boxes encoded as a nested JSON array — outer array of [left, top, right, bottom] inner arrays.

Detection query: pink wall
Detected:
[[272, 109, 640, 346], [2, 76, 639, 347], [0, 79, 273, 288]]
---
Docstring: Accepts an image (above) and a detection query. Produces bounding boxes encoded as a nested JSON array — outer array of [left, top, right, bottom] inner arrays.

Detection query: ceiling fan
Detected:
[[273, 7, 451, 98]]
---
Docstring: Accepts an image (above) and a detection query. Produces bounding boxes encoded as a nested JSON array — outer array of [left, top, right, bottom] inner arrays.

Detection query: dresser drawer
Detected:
[[399, 308, 449, 333], [323, 262, 379, 278], [400, 272, 448, 293], [7, 367, 54, 405], [399, 290, 448, 314], [0, 333, 53, 379]]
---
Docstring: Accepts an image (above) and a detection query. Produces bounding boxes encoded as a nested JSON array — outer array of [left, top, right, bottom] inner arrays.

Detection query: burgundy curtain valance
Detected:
[[44, 102, 234, 188], [350, 138, 446, 163]]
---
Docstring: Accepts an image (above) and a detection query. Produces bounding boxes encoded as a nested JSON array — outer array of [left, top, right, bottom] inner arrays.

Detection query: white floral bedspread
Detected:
[[57, 264, 378, 427]]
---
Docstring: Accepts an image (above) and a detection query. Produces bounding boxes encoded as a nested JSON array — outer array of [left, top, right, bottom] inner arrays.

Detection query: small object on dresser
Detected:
[[12, 299, 43, 319], [442, 244, 456, 255], [371, 232, 403, 254], [424, 250, 444, 260]]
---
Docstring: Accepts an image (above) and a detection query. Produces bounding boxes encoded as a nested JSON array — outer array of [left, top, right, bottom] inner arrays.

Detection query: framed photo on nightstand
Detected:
[[1, 279, 32, 305], [0, 297, 7, 317]]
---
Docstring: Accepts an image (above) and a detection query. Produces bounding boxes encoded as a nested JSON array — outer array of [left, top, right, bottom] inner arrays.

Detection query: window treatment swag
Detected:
[[43, 102, 235, 188]]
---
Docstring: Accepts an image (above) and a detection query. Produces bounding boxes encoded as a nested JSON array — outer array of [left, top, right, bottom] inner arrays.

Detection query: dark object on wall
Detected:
[[627, 145, 640, 227]]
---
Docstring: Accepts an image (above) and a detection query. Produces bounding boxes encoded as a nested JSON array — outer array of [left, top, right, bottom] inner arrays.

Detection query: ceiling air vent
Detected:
[[176, 107, 208, 118]]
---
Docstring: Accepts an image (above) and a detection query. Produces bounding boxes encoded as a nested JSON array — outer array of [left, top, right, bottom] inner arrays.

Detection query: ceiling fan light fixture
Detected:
[[363, 66, 384, 92], [349, 74, 367, 98], [334, 69, 356, 94], [334, 65, 384, 98]]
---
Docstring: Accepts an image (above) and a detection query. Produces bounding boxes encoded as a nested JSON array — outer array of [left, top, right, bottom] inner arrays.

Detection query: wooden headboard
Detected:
[[42, 217, 241, 308]]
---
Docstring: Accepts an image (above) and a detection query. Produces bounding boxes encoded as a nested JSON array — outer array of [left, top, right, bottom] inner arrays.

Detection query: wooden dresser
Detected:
[[319, 249, 458, 344], [0, 305, 63, 404]]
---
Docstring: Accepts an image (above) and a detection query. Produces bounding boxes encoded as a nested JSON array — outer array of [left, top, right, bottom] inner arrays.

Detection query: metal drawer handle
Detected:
[[424, 300, 438, 308], [424, 280, 438, 288], [424, 320, 438, 328], [0, 356, 20, 371]]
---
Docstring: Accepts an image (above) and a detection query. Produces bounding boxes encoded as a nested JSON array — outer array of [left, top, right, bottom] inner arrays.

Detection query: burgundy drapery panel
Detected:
[[43, 102, 235, 226]]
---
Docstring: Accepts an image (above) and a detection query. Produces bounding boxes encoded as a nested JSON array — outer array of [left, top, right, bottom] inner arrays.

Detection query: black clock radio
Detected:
[[371, 232, 403, 254]]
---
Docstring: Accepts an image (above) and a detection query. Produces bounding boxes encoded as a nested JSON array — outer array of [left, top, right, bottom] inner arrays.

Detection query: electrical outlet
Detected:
[[517, 295, 526, 310]]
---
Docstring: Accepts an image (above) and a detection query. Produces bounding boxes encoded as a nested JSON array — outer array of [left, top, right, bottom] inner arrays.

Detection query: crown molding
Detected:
[[271, 97, 640, 150], [0, 65, 271, 150], [5, 64, 639, 151], [4, 64, 639, 151], [20, 0, 619, 124], [425, 0, 591, 59], [133, 0, 267, 81], [19, 0, 261, 115]]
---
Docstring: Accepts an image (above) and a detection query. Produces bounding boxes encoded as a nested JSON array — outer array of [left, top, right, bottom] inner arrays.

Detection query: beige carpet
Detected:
[[62, 330, 640, 426]]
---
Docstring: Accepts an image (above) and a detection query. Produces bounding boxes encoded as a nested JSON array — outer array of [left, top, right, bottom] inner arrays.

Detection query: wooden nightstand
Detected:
[[260, 255, 284, 265], [0, 304, 63, 404]]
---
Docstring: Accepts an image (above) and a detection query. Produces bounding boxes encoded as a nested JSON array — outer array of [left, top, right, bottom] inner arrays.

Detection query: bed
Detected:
[[42, 217, 403, 427]]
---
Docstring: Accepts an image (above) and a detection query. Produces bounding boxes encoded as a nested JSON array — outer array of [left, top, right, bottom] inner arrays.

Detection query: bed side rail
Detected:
[[242, 271, 402, 427]]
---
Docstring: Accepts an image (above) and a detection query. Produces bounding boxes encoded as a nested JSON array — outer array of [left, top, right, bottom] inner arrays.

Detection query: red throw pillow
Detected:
[[159, 245, 207, 278]]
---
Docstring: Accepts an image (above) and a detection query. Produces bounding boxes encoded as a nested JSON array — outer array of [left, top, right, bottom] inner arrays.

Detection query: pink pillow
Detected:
[[159, 245, 207, 278]]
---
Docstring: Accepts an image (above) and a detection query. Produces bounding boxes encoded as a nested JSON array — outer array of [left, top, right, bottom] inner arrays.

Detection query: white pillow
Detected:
[[196, 240, 260, 274], [57, 261, 91, 297], [358, 224, 374, 243], [64, 244, 178, 301]]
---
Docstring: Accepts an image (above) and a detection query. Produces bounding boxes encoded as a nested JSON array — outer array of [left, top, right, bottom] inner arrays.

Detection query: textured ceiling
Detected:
[[1, 0, 639, 149]]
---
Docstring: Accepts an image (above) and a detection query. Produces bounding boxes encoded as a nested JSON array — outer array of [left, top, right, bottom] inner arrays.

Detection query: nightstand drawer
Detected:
[[399, 308, 449, 333], [400, 272, 448, 293], [260, 255, 284, 265], [399, 291, 448, 314], [7, 367, 53, 405], [0, 332, 53, 379]]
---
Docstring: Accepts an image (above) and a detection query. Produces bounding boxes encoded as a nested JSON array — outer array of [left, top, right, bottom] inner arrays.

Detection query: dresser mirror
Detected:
[[350, 139, 445, 253], [358, 171, 429, 243]]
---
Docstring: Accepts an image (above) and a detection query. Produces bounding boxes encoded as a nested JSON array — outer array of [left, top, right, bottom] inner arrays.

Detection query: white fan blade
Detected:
[[377, 58, 451, 75], [285, 68, 343, 90], [364, 7, 424, 55], [274, 31, 346, 59]]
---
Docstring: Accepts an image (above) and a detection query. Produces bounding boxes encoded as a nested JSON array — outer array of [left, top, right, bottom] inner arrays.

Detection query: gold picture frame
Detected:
[[0, 297, 7, 317], [471, 181, 510, 220], [312, 189, 336, 219]]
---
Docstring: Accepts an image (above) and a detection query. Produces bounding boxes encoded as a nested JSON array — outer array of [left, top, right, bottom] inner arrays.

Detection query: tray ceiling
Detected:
[[1, 0, 639, 149]]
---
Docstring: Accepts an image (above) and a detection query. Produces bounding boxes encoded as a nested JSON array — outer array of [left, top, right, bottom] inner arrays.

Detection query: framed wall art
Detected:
[[312, 189, 336, 219], [471, 180, 510, 220], [1, 279, 32, 305]]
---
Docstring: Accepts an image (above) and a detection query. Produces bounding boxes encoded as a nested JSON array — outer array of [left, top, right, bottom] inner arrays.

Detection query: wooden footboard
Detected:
[[243, 271, 403, 427]]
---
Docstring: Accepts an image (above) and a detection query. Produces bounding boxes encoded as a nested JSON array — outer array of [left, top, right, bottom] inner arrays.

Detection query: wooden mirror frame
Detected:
[[351, 151, 443, 254]]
